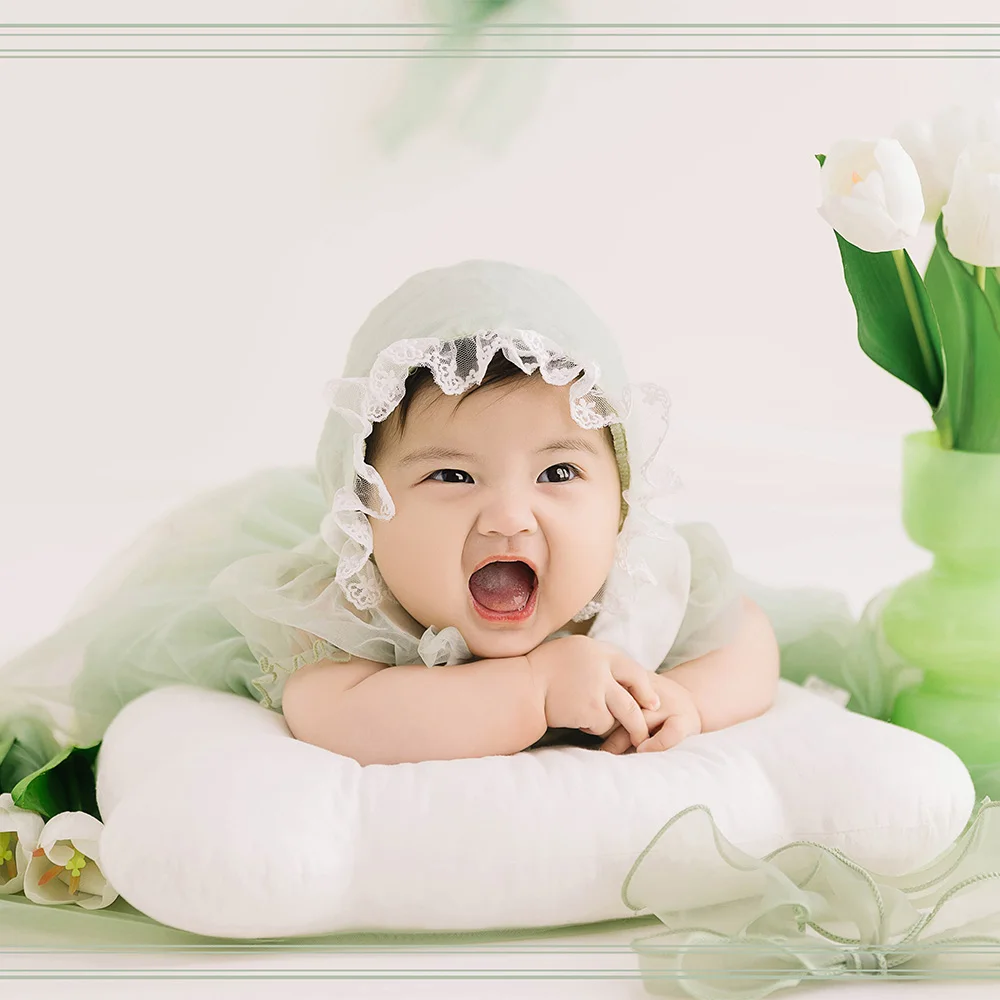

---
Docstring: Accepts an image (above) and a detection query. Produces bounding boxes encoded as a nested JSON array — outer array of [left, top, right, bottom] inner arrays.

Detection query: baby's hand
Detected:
[[598, 672, 701, 755], [526, 635, 661, 750]]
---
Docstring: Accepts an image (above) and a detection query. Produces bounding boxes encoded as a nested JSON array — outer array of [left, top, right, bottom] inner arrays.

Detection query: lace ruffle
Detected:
[[315, 328, 682, 628]]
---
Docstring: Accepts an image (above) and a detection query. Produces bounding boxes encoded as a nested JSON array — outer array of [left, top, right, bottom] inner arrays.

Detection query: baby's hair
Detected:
[[365, 347, 546, 468], [361, 337, 629, 525]]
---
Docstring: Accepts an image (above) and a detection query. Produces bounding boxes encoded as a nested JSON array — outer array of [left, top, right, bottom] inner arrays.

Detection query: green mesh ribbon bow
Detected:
[[622, 799, 1000, 999]]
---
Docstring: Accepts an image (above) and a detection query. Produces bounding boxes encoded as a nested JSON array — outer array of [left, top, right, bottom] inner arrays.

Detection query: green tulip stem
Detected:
[[976, 265, 987, 291], [891, 249, 939, 387]]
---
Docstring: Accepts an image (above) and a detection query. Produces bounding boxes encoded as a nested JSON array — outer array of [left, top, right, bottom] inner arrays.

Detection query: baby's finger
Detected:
[[637, 714, 698, 754], [604, 685, 650, 748], [599, 724, 633, 754], [610, 657, 660, 712]]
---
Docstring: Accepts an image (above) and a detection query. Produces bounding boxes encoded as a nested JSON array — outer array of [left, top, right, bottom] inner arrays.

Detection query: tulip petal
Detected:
[[943, 142, 1000, 266], [821, 139, 878, 198], [818, 196, 910, 254], [932, 103, 981, 191], [23, 810, 118, 909], [0, 792, 44, 895], [873, 138, 925, 234], [893, 119, 950, 221]]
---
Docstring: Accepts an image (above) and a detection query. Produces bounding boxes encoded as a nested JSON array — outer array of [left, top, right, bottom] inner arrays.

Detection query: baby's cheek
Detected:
[[569, 512, 618, 570], [374, 510, 465, 600]]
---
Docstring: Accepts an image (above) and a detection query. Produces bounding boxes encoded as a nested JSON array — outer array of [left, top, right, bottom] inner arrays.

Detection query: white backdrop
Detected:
[[3, 1, 1000, 662]]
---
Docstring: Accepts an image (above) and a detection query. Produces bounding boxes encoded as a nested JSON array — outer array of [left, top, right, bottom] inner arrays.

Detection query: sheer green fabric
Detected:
[[0, 467, 325, 751], [660, 523, 742, 672], [741, 581, 922, 722], [624, 797, 1000, 998]]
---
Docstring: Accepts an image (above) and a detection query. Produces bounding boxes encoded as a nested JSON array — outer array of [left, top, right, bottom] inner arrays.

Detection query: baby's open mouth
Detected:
[[468, 561, 537, 614]]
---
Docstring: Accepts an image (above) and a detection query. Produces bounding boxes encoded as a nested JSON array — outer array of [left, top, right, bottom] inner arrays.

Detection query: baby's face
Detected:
[[368, 377, 622, 660]]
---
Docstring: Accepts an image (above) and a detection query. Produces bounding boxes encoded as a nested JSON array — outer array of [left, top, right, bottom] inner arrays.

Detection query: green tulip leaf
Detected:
[[925, 214, 1000, 452], [0, 717, 63, 796], [10, 742, 102, 823], [925, 231, 968, 446], [832, 232, 944, 411], [980, 263, 1000, 332], [0, 736, 13, 794]]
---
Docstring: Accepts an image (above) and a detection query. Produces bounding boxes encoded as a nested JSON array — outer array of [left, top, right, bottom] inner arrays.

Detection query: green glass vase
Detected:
[[883, 430, 1000, 798]]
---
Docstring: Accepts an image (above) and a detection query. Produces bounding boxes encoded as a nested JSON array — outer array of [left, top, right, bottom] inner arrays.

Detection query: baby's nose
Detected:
[[476, 488, 538, 537]]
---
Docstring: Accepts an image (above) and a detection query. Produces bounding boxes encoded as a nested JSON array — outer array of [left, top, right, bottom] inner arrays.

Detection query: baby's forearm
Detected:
[[663, 597, 780, 732], [307, 657, 548, 766]]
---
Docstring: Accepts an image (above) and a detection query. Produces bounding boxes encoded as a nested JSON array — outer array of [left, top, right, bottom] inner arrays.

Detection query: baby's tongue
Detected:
[[469, 561, 535, 613]]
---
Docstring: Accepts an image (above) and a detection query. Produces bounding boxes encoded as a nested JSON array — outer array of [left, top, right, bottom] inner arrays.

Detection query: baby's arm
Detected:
[[281, 654, 548, 766], [661, 596, 780, 733], [599, 596, 780, 755]]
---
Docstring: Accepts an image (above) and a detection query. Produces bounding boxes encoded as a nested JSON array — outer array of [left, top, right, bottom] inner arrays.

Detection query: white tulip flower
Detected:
[[818, 138, 925, 252], [23, 810, 118, 910], [893, 101, 1000, 222], [941, 141, 1000, 267], [0, 793, 44, 895], [892, 118, 955, 221]]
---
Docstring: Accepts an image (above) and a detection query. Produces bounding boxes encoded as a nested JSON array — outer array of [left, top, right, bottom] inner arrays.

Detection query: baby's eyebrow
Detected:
[[538, 436, 601, 456], [397, 446, 477, 466], [397, 437, 600, 466]]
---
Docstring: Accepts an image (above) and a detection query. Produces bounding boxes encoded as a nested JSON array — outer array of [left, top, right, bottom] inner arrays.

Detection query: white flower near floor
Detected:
[[817, 138, 925, 252], [0, 793, 44, 895], [941, 141, 1000, 267], [893, 100, 1000, 222], [23, 810, 118, 909]]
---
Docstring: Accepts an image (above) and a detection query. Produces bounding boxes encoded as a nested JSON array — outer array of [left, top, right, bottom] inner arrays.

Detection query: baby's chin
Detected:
[[460, 611, 573, 661], [462, 631, 542, 662], [402, 587, 582, 660]]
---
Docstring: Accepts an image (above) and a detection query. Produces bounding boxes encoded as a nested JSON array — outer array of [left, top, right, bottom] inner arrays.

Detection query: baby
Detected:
[[280, 262, 780, 765], [0, 259, 780, 780]]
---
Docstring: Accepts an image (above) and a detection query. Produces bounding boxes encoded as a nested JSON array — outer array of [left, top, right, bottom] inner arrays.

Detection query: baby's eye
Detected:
[[427, 469, 474, 484], [537, 464, 579, 484]]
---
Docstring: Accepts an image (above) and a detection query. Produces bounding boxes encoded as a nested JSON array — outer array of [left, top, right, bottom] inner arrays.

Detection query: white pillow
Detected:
[[94, 680, 974, 940]]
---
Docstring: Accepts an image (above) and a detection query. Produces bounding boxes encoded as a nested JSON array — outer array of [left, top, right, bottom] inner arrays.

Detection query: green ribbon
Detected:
[[622, 798, 1000, 998]]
